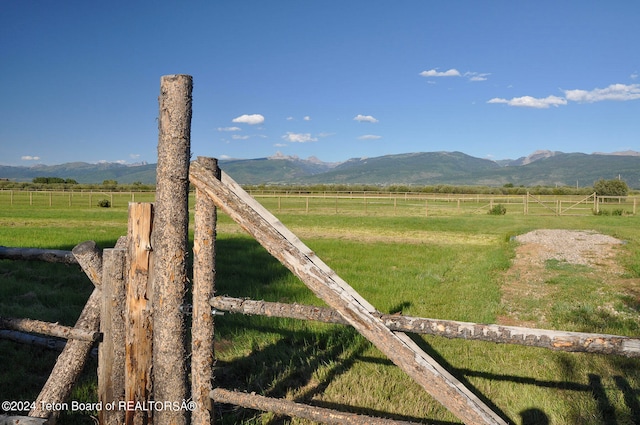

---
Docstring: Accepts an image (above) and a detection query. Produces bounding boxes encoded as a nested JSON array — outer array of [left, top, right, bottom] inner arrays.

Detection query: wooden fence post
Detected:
[[99, 248, 127, 425], [153, 74, 192, 425], [125, 203, 154, 425], [192, 157, 219, 425]]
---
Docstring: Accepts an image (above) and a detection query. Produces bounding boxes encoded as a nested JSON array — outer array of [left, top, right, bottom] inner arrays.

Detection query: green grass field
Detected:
[[1, 195, 639, 424]]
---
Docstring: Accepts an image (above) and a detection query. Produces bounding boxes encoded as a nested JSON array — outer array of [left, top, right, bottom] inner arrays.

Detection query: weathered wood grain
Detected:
[[125, 203, 154, 425], [99, 247, 127, 425], [153, 74, 192, 425], [191, 157, 218, 425]]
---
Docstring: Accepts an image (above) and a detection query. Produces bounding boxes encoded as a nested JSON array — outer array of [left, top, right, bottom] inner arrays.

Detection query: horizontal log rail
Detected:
[[0, 329, 68, 351], [0, 246, 77, 264], [211, 296, 640, 358], [0, 415, 47, 425], [0, 317, 100, 342], [210, 388, 424, 425]]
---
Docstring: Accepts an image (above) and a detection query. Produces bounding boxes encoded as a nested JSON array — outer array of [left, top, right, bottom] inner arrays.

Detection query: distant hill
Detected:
[[0, 161, 156, 184], [302, 152, 501, 185], [2, 151, 639, 188], [220, 154, 335, 184], [468, 153, 640, 188]]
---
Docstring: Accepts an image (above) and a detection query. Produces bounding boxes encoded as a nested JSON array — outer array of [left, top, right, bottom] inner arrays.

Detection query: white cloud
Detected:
[[488, 83, 640, 109], [353, 114, 379, 123], [420, 68, 489, 82], [487, 95, 567, 108], [419, 68, 461, 78], [21, 155, 40, 161], [303, 116, 311, 121], [232, 114, 265, 125], [631, 72, 638, 80], [282, 132, 317, 143], [286, 116, 294, 121], [465, 72, 490, 82], [231, 134, 250, 140], [217, 126, 242, 132], [563, 83, 640, 103], [130, 153, 140, 159], [358, 134, 382, 140]]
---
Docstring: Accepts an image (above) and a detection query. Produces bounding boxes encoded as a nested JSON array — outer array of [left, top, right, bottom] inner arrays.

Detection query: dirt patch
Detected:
[[499, 229, 627, 327], [512, 229, 623, 268]]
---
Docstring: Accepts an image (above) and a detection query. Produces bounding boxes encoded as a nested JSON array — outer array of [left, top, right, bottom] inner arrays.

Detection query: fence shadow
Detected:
[[214, 322, 459, 425]]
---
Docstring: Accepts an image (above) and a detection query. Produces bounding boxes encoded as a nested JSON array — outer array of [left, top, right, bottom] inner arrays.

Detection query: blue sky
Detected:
[[1, 1, 639, 166]]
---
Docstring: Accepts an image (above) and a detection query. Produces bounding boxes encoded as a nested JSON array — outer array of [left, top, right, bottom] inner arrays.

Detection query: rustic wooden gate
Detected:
[[524, 192, 596, 216], [190, 160, 508, 425]]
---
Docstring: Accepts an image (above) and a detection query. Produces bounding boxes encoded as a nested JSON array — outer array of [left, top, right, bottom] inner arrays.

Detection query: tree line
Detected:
[[0, 177, 631, 197], [0, 177, 154, 191], [246, 179, 631, 197]]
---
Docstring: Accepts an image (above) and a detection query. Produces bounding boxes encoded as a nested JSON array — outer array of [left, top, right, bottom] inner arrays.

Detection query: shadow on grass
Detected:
[[412, 334, 640, 425], [214, 322, 460, 425], [213, 237, 462, 423]]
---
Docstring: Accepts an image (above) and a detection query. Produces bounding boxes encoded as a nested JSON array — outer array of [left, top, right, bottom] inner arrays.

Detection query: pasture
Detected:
[[1, 194, 639, 424]]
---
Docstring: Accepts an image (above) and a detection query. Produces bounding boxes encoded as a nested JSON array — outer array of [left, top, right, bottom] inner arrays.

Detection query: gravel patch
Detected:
[[513, 229, 623, 266]]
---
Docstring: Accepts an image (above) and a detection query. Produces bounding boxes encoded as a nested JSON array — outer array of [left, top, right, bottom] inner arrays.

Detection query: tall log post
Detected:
[[125, 203, 154, 425], [99, 248, 127, 425], [29, 241, 103, 421], [191, 157, 218, 425], [153, 74, 192, 425]]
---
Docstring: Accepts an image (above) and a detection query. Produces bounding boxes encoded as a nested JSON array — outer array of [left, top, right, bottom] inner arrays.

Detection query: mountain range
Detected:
[[2, 150, 639, 188]]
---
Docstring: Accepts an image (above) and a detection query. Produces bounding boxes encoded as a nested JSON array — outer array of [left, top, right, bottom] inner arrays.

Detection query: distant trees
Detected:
[[32, 177, 78, 184], [594, 178, 629, 197]]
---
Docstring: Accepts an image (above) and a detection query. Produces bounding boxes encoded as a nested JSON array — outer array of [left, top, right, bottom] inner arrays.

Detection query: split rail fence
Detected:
[[251, 192, 638, 216], [0, 190, 156, 208], [2, 75, 640, 425], [2, 190, 638, 217]]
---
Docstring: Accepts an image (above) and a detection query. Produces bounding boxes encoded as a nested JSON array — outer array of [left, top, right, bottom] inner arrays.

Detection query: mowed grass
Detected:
[[1, 198, 640, 424]]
